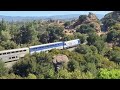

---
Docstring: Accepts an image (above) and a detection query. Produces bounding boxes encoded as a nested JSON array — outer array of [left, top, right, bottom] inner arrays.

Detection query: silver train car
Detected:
[[29, 39, 80, 54], [64, 39, 80, 48], [29, 41, 64, 54], [0, 48, 29, 62], [0, 39, 80, 62]]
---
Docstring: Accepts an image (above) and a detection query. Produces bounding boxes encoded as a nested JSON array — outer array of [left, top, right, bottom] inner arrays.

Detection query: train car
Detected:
[[0, 47, 29, 62], [29, 41, 64, 54], [64, 39, 80, 48], [0, 39, 80, 62]]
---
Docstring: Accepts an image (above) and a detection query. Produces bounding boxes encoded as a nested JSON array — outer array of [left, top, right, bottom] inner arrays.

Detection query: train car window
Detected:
[[7, 52, 10, 54], [0, 53, 2, 55], [3, 53, 6, 55], [16, 51, 19, 53], [16, 56, 18, 58], [23, 50, 26, 51], [11, 51, 14, 53], [20, 50, 22, 52], [12, 57, 15, 59], [9, 57, 11, 59]]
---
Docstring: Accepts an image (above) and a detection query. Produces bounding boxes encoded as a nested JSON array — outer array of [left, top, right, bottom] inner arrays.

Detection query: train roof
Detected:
[[29, 41, 63, 48], [30, 39, 80, 48], [0, 47, 29, 53]]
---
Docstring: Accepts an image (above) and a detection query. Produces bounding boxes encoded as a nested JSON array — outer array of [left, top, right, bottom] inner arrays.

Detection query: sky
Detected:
[[0, 11, 112, 17]]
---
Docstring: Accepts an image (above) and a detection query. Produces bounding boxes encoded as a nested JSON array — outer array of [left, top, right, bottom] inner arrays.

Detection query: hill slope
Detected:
[[0, 14, 104, 22]]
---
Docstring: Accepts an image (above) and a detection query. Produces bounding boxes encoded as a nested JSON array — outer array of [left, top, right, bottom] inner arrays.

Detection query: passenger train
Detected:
[[0, 39, 80, 62]]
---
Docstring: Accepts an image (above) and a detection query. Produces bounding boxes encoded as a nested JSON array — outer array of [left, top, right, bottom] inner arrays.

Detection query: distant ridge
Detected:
[[0, 14, 105, 22]]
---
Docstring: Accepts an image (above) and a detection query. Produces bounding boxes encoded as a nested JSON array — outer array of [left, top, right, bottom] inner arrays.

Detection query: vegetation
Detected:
[[1, 11, 120, 79]]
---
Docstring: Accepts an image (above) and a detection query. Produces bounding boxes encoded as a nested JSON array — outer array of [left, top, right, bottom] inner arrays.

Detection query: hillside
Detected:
[[65, 12, 101, 33], [1, 11, 120, 79], [0, 14, 104, 22], [101, 11, 120, 31]]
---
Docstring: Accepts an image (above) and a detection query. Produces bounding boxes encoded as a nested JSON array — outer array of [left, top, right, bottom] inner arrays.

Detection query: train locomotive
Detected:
[[0, 39, 80, 62]]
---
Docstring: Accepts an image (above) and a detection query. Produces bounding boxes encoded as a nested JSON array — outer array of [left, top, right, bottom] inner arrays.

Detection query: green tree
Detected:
[[71, 70, 82, 79], [94, 40, 105, 53], [87, 32, 100, 45], [64, 21, 71, 27], [0, 41, 17, 49], [107, 30, 118, 44], [76, 24, 95, 34], [0, 18, 7, 31], [100, 34, 107, 42], [38, 32, 49, 43], [97, 68, 120, 79], [12, 53, 54, 78], [0, 73, 22, 79], [75, 45, 92, 54], [46, 25, 64, 42], [74, 33, 87, 43], [90, 45, 98, 54], [27, 73, 37, 79], [56, 69, 71, 79], [107, 50, 120, 63], [0, 45, 4, 51], [71, 70, 94, 79], [110, 23, 120, 31], [63, 35, 75, 41], [67, 60, 79, 72], [0, 30, 11, 42], [0, 61, 8, 77], [85, 63, 97, 75], [79, 15, 87, 22], [17, 23, 38, 44]]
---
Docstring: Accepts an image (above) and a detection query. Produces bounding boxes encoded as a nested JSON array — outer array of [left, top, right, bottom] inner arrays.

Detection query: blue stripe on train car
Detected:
[[30, 42, 63, 52]]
